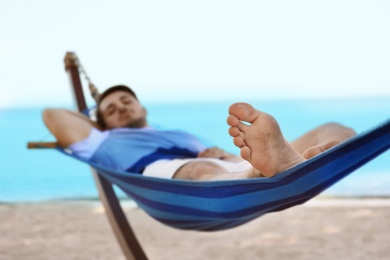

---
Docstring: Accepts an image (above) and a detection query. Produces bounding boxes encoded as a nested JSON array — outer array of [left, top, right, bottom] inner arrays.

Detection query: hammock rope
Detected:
[[67, 53, 100, 102]]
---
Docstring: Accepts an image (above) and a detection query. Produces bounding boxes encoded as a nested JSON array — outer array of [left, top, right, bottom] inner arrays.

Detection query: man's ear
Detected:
[[143, 107, 147, 115]]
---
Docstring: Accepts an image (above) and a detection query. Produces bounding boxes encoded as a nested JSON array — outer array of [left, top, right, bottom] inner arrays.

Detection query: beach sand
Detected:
[[1, 198, 389, 260]]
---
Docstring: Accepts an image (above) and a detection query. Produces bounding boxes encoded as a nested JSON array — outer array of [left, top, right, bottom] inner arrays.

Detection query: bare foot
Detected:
[[302, 140, 342, 159], [227, 102, 305, 177]]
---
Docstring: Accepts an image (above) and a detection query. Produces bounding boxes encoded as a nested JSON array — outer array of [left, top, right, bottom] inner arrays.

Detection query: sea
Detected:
[[1, 97, 389, 203]]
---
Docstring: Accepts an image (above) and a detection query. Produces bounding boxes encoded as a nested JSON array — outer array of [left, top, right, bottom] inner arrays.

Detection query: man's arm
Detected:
[[42, 108, 101, 148]]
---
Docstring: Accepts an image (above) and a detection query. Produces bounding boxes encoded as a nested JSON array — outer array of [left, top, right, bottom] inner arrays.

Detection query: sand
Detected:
[[1, 198, 389, 260]]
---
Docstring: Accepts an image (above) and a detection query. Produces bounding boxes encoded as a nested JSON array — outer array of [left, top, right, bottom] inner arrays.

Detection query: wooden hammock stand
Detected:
[[29, 52, 148, 260], [64, 52, 148, 260]]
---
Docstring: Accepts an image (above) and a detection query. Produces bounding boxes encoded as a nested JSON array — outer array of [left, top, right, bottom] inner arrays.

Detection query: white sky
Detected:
[[1, 0, 390, 108]]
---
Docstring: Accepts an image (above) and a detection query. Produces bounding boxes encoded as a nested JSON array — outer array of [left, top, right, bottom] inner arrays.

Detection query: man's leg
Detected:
[[290, 122, 356, 159], [175, 102, 356, 181], [172, 161, 262, 180]]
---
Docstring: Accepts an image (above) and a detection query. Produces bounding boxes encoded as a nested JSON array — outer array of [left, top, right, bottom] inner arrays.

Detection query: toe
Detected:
[[302, 141, 342, 159], [227, 115, 239, 127], [228, 102, 258, 123], [228, 126, 240, 137], [302, 147, 321, 159], [233, 136, 245, 148], [240, 146, 251, 161]]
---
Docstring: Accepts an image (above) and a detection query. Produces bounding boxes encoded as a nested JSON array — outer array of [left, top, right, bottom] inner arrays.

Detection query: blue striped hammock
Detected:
[[58, 119, 390, 232]]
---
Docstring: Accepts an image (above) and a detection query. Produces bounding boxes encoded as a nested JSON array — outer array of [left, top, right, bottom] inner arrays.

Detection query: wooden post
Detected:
[[64, 52, 148, 260], [64, 52, 88, 111], [27, 142, 57, 149]]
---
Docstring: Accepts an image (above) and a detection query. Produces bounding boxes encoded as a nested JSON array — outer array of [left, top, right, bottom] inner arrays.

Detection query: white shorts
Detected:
[[143, 158, 252, 179]]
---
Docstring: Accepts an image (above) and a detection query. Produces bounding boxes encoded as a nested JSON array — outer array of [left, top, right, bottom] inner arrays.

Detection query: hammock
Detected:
[[29, 52, 390, 260], [58, 118, 390, 231]]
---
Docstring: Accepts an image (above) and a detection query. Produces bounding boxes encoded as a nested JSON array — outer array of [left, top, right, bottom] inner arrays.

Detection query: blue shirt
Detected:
[[69, 127, 207, 174]]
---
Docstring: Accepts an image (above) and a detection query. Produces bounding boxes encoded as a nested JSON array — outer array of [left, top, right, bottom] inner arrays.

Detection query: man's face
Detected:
[[99, 90, 147, 129]]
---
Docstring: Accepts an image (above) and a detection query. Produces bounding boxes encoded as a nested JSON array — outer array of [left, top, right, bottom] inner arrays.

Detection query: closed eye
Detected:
[[105, 105, 116, 116]]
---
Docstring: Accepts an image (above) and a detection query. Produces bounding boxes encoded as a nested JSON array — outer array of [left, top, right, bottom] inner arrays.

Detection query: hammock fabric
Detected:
[[58, 118, 390, 232]]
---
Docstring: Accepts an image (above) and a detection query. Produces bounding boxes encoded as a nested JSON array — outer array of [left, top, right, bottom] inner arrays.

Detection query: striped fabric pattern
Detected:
[[58, 119, 390, 232]]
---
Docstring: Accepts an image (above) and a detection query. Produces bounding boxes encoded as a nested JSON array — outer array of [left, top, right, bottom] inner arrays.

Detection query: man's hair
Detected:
[[96, 85, 138, 129]]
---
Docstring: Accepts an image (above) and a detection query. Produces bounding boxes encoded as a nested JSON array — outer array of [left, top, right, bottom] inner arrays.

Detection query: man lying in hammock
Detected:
[[43, 85, 356, 180]]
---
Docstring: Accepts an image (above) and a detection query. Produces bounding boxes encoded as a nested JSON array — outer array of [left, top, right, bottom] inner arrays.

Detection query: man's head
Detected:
[[96, 85, 148, 129]]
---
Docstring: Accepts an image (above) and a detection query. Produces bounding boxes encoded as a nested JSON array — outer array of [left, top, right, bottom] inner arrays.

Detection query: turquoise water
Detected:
[[1, 97, 389, 202]]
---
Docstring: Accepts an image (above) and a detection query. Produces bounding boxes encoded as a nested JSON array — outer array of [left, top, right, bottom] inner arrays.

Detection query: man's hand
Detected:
[[197, 147, 243, 162]]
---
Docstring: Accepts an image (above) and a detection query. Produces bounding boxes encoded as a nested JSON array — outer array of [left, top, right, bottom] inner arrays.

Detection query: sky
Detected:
[[1, 0, 390, 108]]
